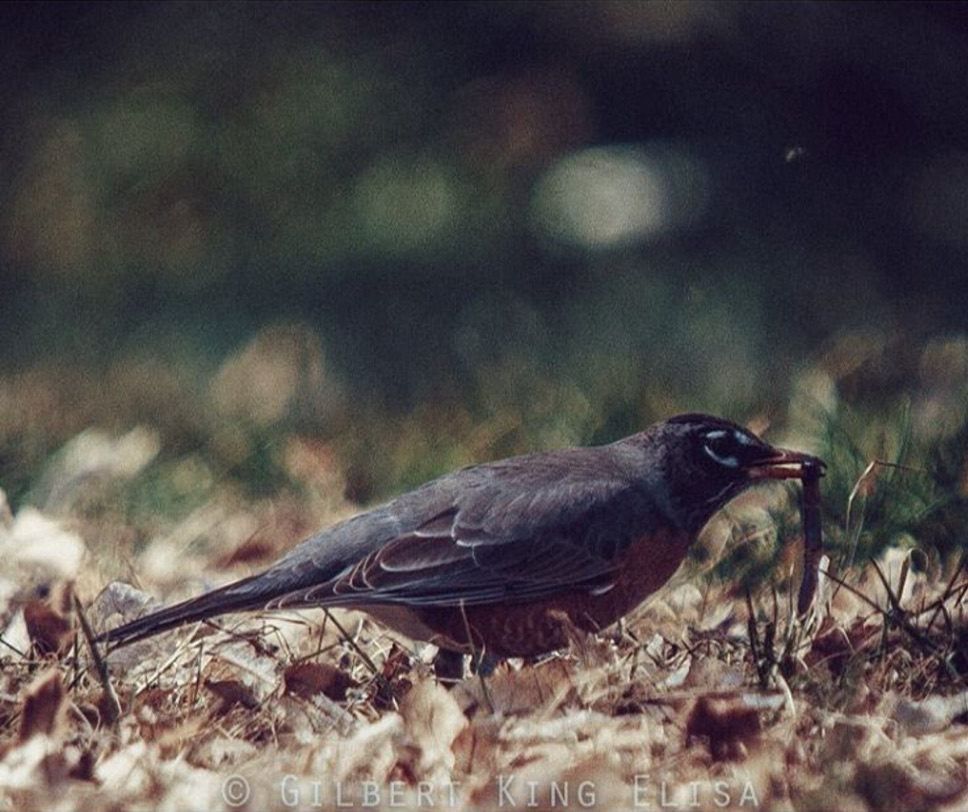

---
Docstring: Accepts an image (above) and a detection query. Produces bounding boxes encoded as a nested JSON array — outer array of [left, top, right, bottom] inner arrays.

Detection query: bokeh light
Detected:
[[530, 144, 710, 249]]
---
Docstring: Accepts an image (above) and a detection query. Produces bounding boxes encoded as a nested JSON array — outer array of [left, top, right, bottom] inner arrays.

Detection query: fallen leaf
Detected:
[[213, 535, 276, 568], [205, 680, 260, 712], [18, 670, 65, 742], [283, 661, 356, 702], [453, 659, 576, 716], [686, 693, 762, 760], [23, 581, 74, 656], [0, 507, 86, 582], [398, 678, 468, 778], [889, 692, 968, 736]]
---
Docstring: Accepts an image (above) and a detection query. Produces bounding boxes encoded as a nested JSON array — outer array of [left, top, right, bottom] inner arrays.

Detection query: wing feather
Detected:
[[99, 443, 657, 646], [286, 458, 654, 608]]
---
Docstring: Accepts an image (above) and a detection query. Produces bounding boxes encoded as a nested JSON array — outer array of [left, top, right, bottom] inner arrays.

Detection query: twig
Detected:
[[460, 601, 494, 714], [0, 634, 26, 658], [324, 610, 394, 703], [73, 594, 122, 729], [829, 563, 942, 657], [870, 558, 905, 617], [745, 588, 769, 690], [325, 611, 379, 677], [923, 553, 967, 634], [820, 568, 883, 614], [189, 641, 205, 709]]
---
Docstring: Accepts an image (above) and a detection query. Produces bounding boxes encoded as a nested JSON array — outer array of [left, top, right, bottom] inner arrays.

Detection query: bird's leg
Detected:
[[430, 647, 498, 683], [473, 651, 499, 676], [458, 601, 496, 713], [471, 648, 496, 714]]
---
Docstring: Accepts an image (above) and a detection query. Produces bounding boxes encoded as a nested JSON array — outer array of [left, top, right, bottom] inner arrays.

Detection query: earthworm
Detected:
[[797, 461, 823, 615]]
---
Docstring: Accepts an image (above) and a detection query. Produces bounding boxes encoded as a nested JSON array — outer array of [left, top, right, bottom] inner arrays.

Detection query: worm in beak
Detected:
[[745, 448, 827, 481]]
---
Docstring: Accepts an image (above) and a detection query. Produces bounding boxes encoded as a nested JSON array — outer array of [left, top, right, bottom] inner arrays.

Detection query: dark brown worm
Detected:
[[797, 461, 823, 615]]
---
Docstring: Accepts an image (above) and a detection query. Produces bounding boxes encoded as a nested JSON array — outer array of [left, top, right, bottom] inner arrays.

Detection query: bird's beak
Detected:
[[745, 447, 827, 480]]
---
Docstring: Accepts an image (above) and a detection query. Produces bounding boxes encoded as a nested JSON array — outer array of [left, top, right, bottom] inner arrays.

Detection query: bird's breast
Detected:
[[376, 526, 694, 659]]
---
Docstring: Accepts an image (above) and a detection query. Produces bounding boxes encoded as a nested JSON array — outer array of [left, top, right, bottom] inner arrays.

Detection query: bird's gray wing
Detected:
[[99, 446, 648, 646], [271, 450, 651, 609]]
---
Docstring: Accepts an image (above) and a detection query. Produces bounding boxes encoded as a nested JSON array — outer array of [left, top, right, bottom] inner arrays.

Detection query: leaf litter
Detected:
[[2, 437, 968, 811]]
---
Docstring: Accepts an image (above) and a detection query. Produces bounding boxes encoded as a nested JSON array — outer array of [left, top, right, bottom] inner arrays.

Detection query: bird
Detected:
[[96, 414, 824, 663]]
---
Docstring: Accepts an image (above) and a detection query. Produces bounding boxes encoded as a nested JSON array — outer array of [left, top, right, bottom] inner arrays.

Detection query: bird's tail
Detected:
[[95, 574, 276, 650]]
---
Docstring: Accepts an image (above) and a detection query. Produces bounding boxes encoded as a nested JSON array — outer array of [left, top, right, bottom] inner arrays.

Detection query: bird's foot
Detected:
[[432, 648, 500, 682], [473, 651, 499, 677]]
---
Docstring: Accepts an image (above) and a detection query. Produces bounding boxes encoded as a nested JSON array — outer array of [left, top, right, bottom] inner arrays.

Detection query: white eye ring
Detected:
[[703, 442, 740, 468], [702, 427, 757, 468]]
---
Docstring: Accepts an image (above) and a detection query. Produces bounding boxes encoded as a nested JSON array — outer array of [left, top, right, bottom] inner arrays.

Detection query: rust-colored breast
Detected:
[[399, 527, 693, 658]]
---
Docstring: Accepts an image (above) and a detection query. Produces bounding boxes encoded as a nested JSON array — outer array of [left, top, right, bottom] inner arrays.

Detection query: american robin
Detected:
[[97, 414, 823, 660]]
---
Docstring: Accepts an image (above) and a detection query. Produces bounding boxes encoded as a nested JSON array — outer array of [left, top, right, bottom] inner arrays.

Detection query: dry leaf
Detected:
[[335, 713, 404, 785], [23, 581, 74, 656], [18, 670, 65, 742], [453, 659, 576, 716], [681, 655, 745, 692], [205, 679, 260, 712], [30, 427, 159, 513], [398, 678, 468, 778], [283, 661, 356, 702], [0, 507, 86, 583], [889, 692, 968, 736], [213, 534, 276, 568], [685, 693, 762, 760]]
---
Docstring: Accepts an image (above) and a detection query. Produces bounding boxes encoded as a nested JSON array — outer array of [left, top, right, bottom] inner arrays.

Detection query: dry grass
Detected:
[[2, 439, 968, 812], [2, 330, 968, 810]]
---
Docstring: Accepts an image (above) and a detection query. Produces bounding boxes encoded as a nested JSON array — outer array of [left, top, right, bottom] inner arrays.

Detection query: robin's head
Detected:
[[632, 414, 825, 534]]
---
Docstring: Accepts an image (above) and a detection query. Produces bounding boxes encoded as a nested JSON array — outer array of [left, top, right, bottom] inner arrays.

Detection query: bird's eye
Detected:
[[702, 429, 741, 468]]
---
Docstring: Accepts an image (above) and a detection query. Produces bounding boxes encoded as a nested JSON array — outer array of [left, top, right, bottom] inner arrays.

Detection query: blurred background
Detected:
[[1, 1, 967, 566]]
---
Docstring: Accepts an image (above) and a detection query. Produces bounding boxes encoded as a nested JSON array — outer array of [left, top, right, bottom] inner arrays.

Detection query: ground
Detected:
[[1, 432, 967, 811]]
